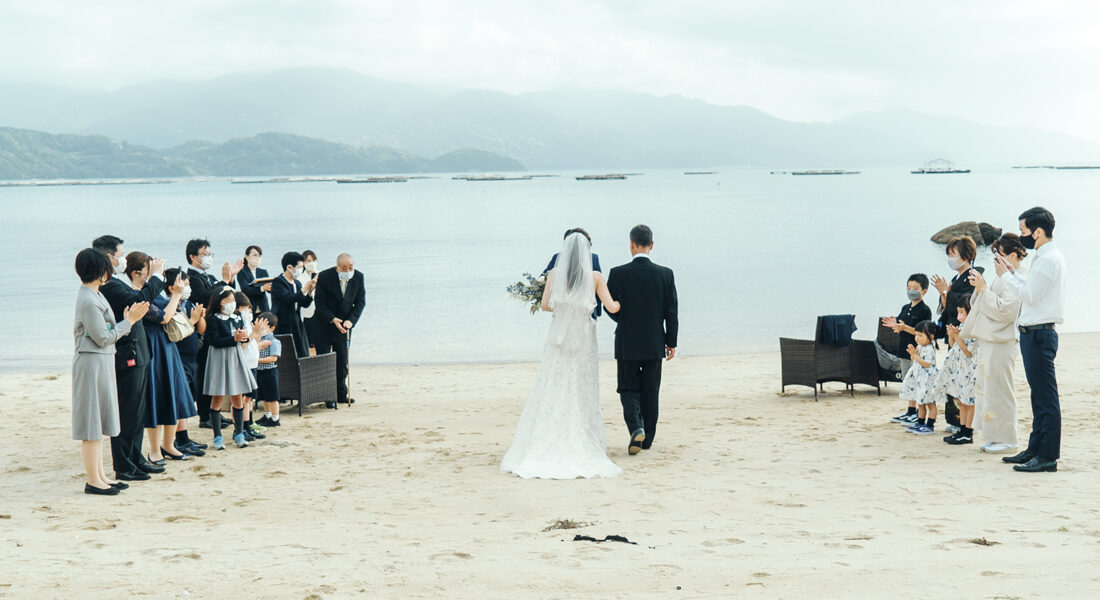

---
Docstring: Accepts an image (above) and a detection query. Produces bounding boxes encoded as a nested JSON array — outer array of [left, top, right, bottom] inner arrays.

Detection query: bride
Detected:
[[500, 232, 623, 479]]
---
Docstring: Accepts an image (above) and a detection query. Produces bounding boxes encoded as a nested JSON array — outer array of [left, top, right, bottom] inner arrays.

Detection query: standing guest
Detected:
[[937, 295, 979, 445], [314, 253, 366, 408], [237, 245, 272, 313], [901, 321, 940, 435], [299, 250, 320, 355], [72, 248, 149, 495], [166, 269, 207, 457], [143, 267, 197, 462], [272, 251, 316, 358], [92, 236, 167, 482], [930, 237, 983, 434], [185, 238, 242, 429], [999, 207, 1066, 473], [883, 274, 933, 427], [962, 234, 1027, 454], [203, 288, 257, 450], [255, 312, 283, 427], [232, 291, 268, 441]]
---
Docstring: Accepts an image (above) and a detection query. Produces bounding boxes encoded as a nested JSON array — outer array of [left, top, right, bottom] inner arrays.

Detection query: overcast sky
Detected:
[[2, 0, 1098, 141]]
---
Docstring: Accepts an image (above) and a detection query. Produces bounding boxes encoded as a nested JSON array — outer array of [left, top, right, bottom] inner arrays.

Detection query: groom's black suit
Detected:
[[606, 254, 677, 448]]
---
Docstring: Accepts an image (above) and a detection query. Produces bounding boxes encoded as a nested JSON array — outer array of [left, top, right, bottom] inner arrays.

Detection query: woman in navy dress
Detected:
[[139, 264, 199, 462]]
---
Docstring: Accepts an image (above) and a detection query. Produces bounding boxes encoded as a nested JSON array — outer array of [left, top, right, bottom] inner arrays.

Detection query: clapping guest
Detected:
[[314, 253, 366, 408], [930, 237, 983, 434], [186, 238, 241, 429], [93, 237, 167, 482], [143, 267, 198, 463], [203, 289, 257, 450], [271, 251, 316, 358], [299, 250, 319, 355], [237, 245, 271, 313], [165, 269, 208, 457], [72, 248, 149, 495]]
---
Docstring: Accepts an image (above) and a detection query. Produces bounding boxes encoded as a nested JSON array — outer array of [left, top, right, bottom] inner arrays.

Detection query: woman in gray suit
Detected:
[[72, 249, 149, 495]]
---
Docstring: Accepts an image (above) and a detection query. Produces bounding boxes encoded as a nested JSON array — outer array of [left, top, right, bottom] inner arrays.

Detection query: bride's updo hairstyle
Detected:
[[564, 227, 591, 243]]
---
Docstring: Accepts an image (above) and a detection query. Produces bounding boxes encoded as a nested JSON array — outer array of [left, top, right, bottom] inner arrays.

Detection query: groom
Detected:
[[606, 225, 678, 455]]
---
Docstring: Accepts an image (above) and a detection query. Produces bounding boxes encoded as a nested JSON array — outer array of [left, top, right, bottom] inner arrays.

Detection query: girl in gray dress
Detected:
[[72, 248, 149, 495], [203, 288, 257, 450]]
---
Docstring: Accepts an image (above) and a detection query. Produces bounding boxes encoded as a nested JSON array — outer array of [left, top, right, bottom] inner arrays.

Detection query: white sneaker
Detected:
[[980, 442, 1017, 454]]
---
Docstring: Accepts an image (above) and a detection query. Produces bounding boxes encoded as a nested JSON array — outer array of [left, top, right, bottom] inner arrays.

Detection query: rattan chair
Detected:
[[780, 316, 881, 400], [876, 321, 903, 385], [276, 334, 338, 416]]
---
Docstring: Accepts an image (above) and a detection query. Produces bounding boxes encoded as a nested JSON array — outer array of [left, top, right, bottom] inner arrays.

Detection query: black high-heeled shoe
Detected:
[[85, 483, 120, 496], [160, 448, 191, 461]]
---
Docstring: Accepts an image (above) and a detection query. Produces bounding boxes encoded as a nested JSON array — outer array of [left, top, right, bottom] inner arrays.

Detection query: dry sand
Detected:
[[1, 333, 1098, 599]]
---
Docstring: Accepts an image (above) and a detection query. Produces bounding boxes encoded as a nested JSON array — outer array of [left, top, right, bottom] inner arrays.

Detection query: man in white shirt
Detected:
[[997, 207, 1066, 473]]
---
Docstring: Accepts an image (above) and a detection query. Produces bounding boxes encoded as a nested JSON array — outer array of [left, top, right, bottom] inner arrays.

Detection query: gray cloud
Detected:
[[1, 0, 1097, 141]]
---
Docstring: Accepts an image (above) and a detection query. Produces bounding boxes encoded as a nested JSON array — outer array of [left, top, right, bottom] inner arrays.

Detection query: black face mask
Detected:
[[1020, 233, 1037, 250]]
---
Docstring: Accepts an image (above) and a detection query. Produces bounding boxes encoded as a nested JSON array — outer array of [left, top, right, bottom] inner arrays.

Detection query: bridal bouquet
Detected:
[[507, 272, 547, 315]]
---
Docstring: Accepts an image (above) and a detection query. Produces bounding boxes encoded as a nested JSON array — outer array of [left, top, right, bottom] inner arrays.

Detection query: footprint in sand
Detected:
[[164, 515, 198, 523], [701, 538, 745, 547]]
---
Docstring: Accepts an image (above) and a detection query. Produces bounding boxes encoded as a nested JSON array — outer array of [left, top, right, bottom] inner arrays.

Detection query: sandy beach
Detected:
[[1, 332, 1097, 599]]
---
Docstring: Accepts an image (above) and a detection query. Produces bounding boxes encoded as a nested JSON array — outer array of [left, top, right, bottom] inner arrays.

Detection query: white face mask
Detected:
[[248, 256, 261, 269], [304, 261, 317, 273], [947, 256, 965, 271], [338, 270, 353, 281], [181, 285, 192, 300], [222, 302, 236, 315], [293, 266, 304, 278], [240, 309, 252, 322], [200, 254, 214, 270], [114, 254, 127, 274]]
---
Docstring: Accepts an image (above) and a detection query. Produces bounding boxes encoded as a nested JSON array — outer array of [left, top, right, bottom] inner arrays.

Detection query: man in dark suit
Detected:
[[606, 225, 678, 455], [313, 253, 366, 409], [185, 238, 241, 427], [545, 227, 603, 319], [91, 235, 167, 481]]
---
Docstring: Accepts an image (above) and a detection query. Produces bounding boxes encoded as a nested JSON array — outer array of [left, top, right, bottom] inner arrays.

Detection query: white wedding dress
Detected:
[[500, 235, 622, 479]]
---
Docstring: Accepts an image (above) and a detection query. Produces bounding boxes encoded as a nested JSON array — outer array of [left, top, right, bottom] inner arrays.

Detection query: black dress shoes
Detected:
[[85, 483, 120, 496], [115, 471, 151, 481], [137, 462, 166, 474], [325, 402, 337, 409], [1014, 457, 1058, 472], [1002, 450, 1037, 464], [628, 428, 646, 455], [146, 455, 167, 466], [109, 482, 129, 490]]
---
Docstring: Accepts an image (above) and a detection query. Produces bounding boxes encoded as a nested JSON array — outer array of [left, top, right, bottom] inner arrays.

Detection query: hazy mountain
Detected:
[[1, 67, 1098, 169], [0, 128, 524, 179]]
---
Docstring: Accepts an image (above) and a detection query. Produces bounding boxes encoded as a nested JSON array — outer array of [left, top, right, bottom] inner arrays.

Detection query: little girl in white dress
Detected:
[[900, 321, 940, 435]]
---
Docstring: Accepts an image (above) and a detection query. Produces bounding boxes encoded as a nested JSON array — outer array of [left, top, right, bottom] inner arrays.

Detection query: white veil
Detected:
[[548, 232, 596, 344]]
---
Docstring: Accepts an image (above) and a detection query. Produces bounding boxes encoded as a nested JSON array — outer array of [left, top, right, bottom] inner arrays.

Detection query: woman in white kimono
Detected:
[[961, 234, 1027, 454]]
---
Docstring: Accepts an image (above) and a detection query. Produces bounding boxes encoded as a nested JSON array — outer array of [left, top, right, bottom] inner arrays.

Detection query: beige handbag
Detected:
[[165, 312, 195, 343]]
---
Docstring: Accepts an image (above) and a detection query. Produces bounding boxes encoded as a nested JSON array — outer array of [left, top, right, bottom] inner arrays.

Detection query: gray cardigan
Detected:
[[74, 284, 133, 354]]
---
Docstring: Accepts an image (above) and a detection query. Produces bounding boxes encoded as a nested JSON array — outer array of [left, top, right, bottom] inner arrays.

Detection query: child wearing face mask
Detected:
[[930, 237, 983, 434], [884, 274, 932, 427], [203, 288, 257, 450], [934, 295, 979, 445], [233, 292, 271, 442], [900, 320, 940, 435]]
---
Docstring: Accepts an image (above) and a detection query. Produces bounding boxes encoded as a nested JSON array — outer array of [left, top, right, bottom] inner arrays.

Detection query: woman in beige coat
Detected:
[[961, 234, 1027, 453]]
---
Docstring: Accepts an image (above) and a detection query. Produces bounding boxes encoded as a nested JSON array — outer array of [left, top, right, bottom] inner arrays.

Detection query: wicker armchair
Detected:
[[876, 321, 903, 385], [780, 316, 882, 400], [276, 334, 338, 416]]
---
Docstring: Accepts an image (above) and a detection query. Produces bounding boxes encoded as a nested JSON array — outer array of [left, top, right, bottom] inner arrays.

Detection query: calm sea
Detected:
[[1, 167, 1095, 373]]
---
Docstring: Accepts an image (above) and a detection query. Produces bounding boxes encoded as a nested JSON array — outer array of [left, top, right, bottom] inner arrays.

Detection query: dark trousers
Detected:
[[314, 327, 350, 404], [1020, 329, 1061, 460], [181, 356, 199, 418], [111, 365, 149, 475], [195, 346, 210, 421], [617, 359, 662, 448]]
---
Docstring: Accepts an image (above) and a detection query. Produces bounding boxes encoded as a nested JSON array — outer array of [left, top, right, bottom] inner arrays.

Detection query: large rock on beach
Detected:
[[931, 221, 1001, 246]]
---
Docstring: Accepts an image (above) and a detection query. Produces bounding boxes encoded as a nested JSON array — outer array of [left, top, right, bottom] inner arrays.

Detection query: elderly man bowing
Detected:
[[314, 253, 366, 409]]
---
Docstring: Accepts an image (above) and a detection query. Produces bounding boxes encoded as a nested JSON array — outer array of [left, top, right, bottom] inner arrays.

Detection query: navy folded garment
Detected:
[[822, 314, 858, 347]]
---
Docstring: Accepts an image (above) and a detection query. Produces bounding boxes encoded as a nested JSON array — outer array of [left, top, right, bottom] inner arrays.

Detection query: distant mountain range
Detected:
[[0, 128, 523, 180], [1, 66, 1099, 176]]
